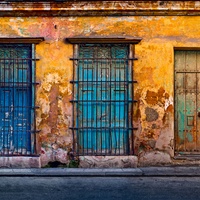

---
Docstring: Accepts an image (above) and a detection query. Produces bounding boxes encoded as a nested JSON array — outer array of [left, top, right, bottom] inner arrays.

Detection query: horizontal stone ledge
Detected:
[[0, 10, 200, 17], [0, 1, 200, 16]]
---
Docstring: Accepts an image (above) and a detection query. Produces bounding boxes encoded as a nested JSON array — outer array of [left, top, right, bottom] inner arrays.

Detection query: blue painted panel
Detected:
[[0, 89, 13, 149], [14, 89, 31, 151]]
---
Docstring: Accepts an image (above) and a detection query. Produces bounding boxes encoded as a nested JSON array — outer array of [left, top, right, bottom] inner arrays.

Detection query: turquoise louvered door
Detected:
[[76, 44, 132, 155], [0, 45, 32, 155]]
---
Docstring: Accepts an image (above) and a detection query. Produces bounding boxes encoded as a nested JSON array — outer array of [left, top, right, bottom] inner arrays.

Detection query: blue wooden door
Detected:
[[0, 45, 32, 155], [76, 44, 131, 155]]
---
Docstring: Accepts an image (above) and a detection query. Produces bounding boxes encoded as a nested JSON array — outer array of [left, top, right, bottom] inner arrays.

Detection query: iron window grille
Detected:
[[70, 43, 138, 156], [0, 44, 37, 156]]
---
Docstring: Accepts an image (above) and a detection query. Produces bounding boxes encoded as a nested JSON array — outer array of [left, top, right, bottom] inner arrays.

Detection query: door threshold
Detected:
[[175, 153, 200, 160]]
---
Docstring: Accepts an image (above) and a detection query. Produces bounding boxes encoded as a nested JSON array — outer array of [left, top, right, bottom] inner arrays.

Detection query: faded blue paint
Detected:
[[0, 44, 32, 154], [77, 44, 131, 154], [186, 133, 193, 142]]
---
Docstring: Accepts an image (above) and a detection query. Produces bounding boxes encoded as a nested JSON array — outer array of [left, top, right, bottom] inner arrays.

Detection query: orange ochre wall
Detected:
[[1, 16, 199, 166]]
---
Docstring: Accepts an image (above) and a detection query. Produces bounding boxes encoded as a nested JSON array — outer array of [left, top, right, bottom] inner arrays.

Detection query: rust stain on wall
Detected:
[[48, 84, 59, 129], [134, 86, 173, 156], [145, 87, 167, 105]]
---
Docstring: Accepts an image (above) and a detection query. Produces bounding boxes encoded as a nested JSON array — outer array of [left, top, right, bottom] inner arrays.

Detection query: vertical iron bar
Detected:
[[95, 54, 98, 154], [16, 58, 18, 154], [16, 49, 19, 154], [22, 50, 24, 155], [32, 44, 36, 155], [7, 58, 10, 154], [124, 57, 127, 154], [114, 51, 117, 155], [91, 59, 94, 155], [26, 58, 29, 155], [86, 56, 89, 155], [81, 45, 84, 155], [16, 50, 18, 154], [118, 55, 121, 155], [72, 44, 78, 155], [123, 56, 126, 155], [8, 57, 11, 154], [21, 55, 25, 155], [195, 51, 197, 151], [3, 53, 6, 155], [109, 46, 112, 155], [100, 47, 103, 155], [29, 53, 32, 155], [129, 44, 134, 155], [0, 59, 1, 155], [11, 57, 15, 155], [77, 44, 81, 155]]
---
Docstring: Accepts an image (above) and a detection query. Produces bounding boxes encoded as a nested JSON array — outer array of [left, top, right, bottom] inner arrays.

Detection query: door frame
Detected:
[[67, 37, 142, 156], [174, 48, 200, 156]]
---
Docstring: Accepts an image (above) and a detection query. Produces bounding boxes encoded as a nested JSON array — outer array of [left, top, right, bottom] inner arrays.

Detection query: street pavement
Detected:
[[1, 176, 200, 200], [0, 168, 200, 200], [0, 166, 200, 177]]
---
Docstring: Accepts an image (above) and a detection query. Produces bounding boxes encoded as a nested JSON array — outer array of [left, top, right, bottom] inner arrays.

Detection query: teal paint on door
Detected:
[[175, 50, 200, 153], [75, 44, 132, 155], [0, 45, 32, 155]]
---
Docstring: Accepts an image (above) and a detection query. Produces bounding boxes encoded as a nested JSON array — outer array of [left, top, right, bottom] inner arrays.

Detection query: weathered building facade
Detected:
[[0, 0, 200, 168]]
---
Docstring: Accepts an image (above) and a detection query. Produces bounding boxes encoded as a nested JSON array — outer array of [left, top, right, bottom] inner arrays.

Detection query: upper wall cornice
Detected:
[[1, 1, 200, 16]]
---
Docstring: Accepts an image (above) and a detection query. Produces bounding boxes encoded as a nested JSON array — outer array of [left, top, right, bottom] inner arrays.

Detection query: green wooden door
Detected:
[[175, 50, 200, 154]]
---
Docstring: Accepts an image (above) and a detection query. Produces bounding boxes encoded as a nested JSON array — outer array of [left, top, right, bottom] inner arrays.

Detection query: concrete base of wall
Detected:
[[79, 156, 138, 168], [0, 156, 41, 168], [138, 151, 172, 167], [2, 154, 200, 168]]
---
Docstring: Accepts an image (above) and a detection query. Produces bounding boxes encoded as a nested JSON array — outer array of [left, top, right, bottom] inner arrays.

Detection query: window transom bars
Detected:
[[0, 44, 36, 156], [70, 43, 136, 156]]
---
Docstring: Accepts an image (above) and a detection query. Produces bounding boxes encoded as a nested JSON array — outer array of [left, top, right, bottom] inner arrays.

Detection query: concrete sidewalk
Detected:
[[0, 166, 200, 177]]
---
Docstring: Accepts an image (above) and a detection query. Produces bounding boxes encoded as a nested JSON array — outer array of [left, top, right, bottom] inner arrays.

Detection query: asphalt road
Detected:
[[0, 176, 199, 200]]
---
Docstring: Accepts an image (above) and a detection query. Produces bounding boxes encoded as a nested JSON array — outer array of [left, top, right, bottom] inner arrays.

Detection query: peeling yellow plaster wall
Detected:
[[0, 16, 199, 165]]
